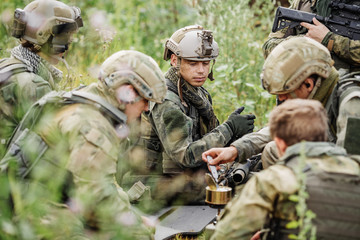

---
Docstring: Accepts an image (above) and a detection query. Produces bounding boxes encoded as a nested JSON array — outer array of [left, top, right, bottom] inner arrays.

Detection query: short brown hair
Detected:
[[269, 99, 328, 146]]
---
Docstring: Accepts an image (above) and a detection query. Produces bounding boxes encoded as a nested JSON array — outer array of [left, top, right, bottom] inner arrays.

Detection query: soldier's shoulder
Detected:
[[55, 103, 120, 154], [255, 165, 298, 192], [152, 92, 185, 113]]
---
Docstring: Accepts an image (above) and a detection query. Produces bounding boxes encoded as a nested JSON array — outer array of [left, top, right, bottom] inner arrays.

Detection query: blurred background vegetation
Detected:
[[1, 0, 291, 129]]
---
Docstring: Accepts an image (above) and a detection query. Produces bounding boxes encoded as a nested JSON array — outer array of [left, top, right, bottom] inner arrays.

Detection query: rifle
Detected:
[[218, 154, 262, 188], [272, 4, 360, 40]]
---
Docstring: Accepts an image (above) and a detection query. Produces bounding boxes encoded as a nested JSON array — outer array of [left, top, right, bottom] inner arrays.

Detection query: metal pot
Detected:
[[205, 186, 232, 207]]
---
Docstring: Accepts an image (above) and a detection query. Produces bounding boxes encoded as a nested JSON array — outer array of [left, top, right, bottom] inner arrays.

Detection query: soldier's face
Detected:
[[115, 84, 149, 123], [171, 56, 210, 87], [277, 81, 313, 102], [124, 98, 149, 123]]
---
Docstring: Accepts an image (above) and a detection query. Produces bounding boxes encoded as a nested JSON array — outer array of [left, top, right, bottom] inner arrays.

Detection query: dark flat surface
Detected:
[[154, 205, 217, 240]]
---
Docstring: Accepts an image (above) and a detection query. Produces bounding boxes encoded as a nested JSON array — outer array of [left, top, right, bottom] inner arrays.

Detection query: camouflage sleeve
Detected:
[[211, 165, 298, 240], [15, 72, 52, 120], [230, 127, 272, 163], [322, 33, 360, 66], [151, 100, 232, 168], [262, 0, 308, 59], [56, 105, 151, 238], [336, 90, 360, 147]]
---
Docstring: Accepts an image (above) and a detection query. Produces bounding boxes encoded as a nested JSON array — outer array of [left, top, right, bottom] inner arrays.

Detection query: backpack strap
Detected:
[[0, 58, 31, 85]]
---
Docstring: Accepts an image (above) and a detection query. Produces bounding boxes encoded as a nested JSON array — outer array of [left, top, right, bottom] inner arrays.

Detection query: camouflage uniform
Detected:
[[0, 0, 83, 158], [134, 26, 255, 208], [137, 67, 234, 205], [0, 50, 166, 239], [149, 68, 232, 173], [3, 84, 151, 239], [263, 0, 360, 72], [0, 49, 58, 157], [211, 141, 360, 240]]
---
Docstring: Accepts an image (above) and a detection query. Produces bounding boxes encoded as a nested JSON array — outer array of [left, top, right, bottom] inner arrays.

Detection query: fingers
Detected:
[[247, 114, 256, 120], [300, 21, 312, 29], [235, 106, 245, 114], [202, 148, 224, 165], [202, 149, 219, 163], [312, 17, 322, 25]]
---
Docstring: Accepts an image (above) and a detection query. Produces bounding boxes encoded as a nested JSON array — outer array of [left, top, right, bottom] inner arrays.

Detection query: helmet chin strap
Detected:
[[307, 76, 322, 99], [176, 57, 188, 108], [208, 60, 216, 81]]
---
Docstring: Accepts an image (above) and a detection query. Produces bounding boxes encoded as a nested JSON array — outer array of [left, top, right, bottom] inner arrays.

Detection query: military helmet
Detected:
[[261, 37, 333, 95], [99, 50, 167, 103], [163, 25, 219, 61], [12, 0, 83, 54]]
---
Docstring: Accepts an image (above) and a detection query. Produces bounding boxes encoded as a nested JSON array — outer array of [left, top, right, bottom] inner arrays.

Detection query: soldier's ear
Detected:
[[170, 54, 178, 67], [274, 137, 288, 157], [304, 78, 315, 92]]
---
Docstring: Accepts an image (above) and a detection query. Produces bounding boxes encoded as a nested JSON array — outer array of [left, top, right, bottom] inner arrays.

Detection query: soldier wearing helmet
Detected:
[[130, 25, 255, 208], [0, 0, 83, 158], [0, 50, 166, 239], [202, 36, 360, 170]]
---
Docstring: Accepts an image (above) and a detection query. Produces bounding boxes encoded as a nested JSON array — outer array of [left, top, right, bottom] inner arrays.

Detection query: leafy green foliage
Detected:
[[195, 0, 277, 127]]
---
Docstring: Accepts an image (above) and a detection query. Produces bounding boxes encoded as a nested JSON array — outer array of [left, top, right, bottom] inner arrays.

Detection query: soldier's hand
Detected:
[[225, 107, 256, 139], [301, 18, 329, 43], [202, 146, 238, 166]]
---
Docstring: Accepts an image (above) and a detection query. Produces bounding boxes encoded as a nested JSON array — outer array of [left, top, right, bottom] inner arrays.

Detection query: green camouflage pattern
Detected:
[[211, 141, 360, 240], [0, 57, 53, 158], [262, 0, 360, 72], [149, 90, 232, 172], [6, 83, 151, 239]]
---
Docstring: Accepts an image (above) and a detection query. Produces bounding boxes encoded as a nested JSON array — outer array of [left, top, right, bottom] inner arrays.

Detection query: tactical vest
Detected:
[[140, 78, 206, 174], [265, 155, 360, 240], [325, 71, 360, 154], [0, 90, 127, 212]]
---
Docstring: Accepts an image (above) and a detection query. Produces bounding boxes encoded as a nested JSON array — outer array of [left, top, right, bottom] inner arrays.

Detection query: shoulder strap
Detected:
[[0, 58, 31, 85], [1, 90, 127, 175], [164, 78, 188, 113], [68, 91, 127, 125]]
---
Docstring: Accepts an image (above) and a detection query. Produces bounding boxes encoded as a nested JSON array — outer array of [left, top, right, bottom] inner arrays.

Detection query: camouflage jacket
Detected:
[[3, 83, 151, 239], [263, 0, 360, 72], [211, 141, 360, 240], [0, 50, 56, 157], [147, 79, 233, 174]]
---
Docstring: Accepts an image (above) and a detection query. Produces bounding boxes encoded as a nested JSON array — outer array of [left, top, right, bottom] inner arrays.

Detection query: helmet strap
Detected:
[[176, 57, 188, 107], [208, 60, 216, 81], [307, 76, 322, 99]]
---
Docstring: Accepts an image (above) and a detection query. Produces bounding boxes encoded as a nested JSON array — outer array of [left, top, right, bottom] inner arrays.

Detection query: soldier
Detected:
[[0, 0, 83, 158], [0, 50, 167, 239], [203, 37, 360, 168], [134, 25, 255, 207], [210, 98, 360, 240], [263, 0, 360, 73]]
